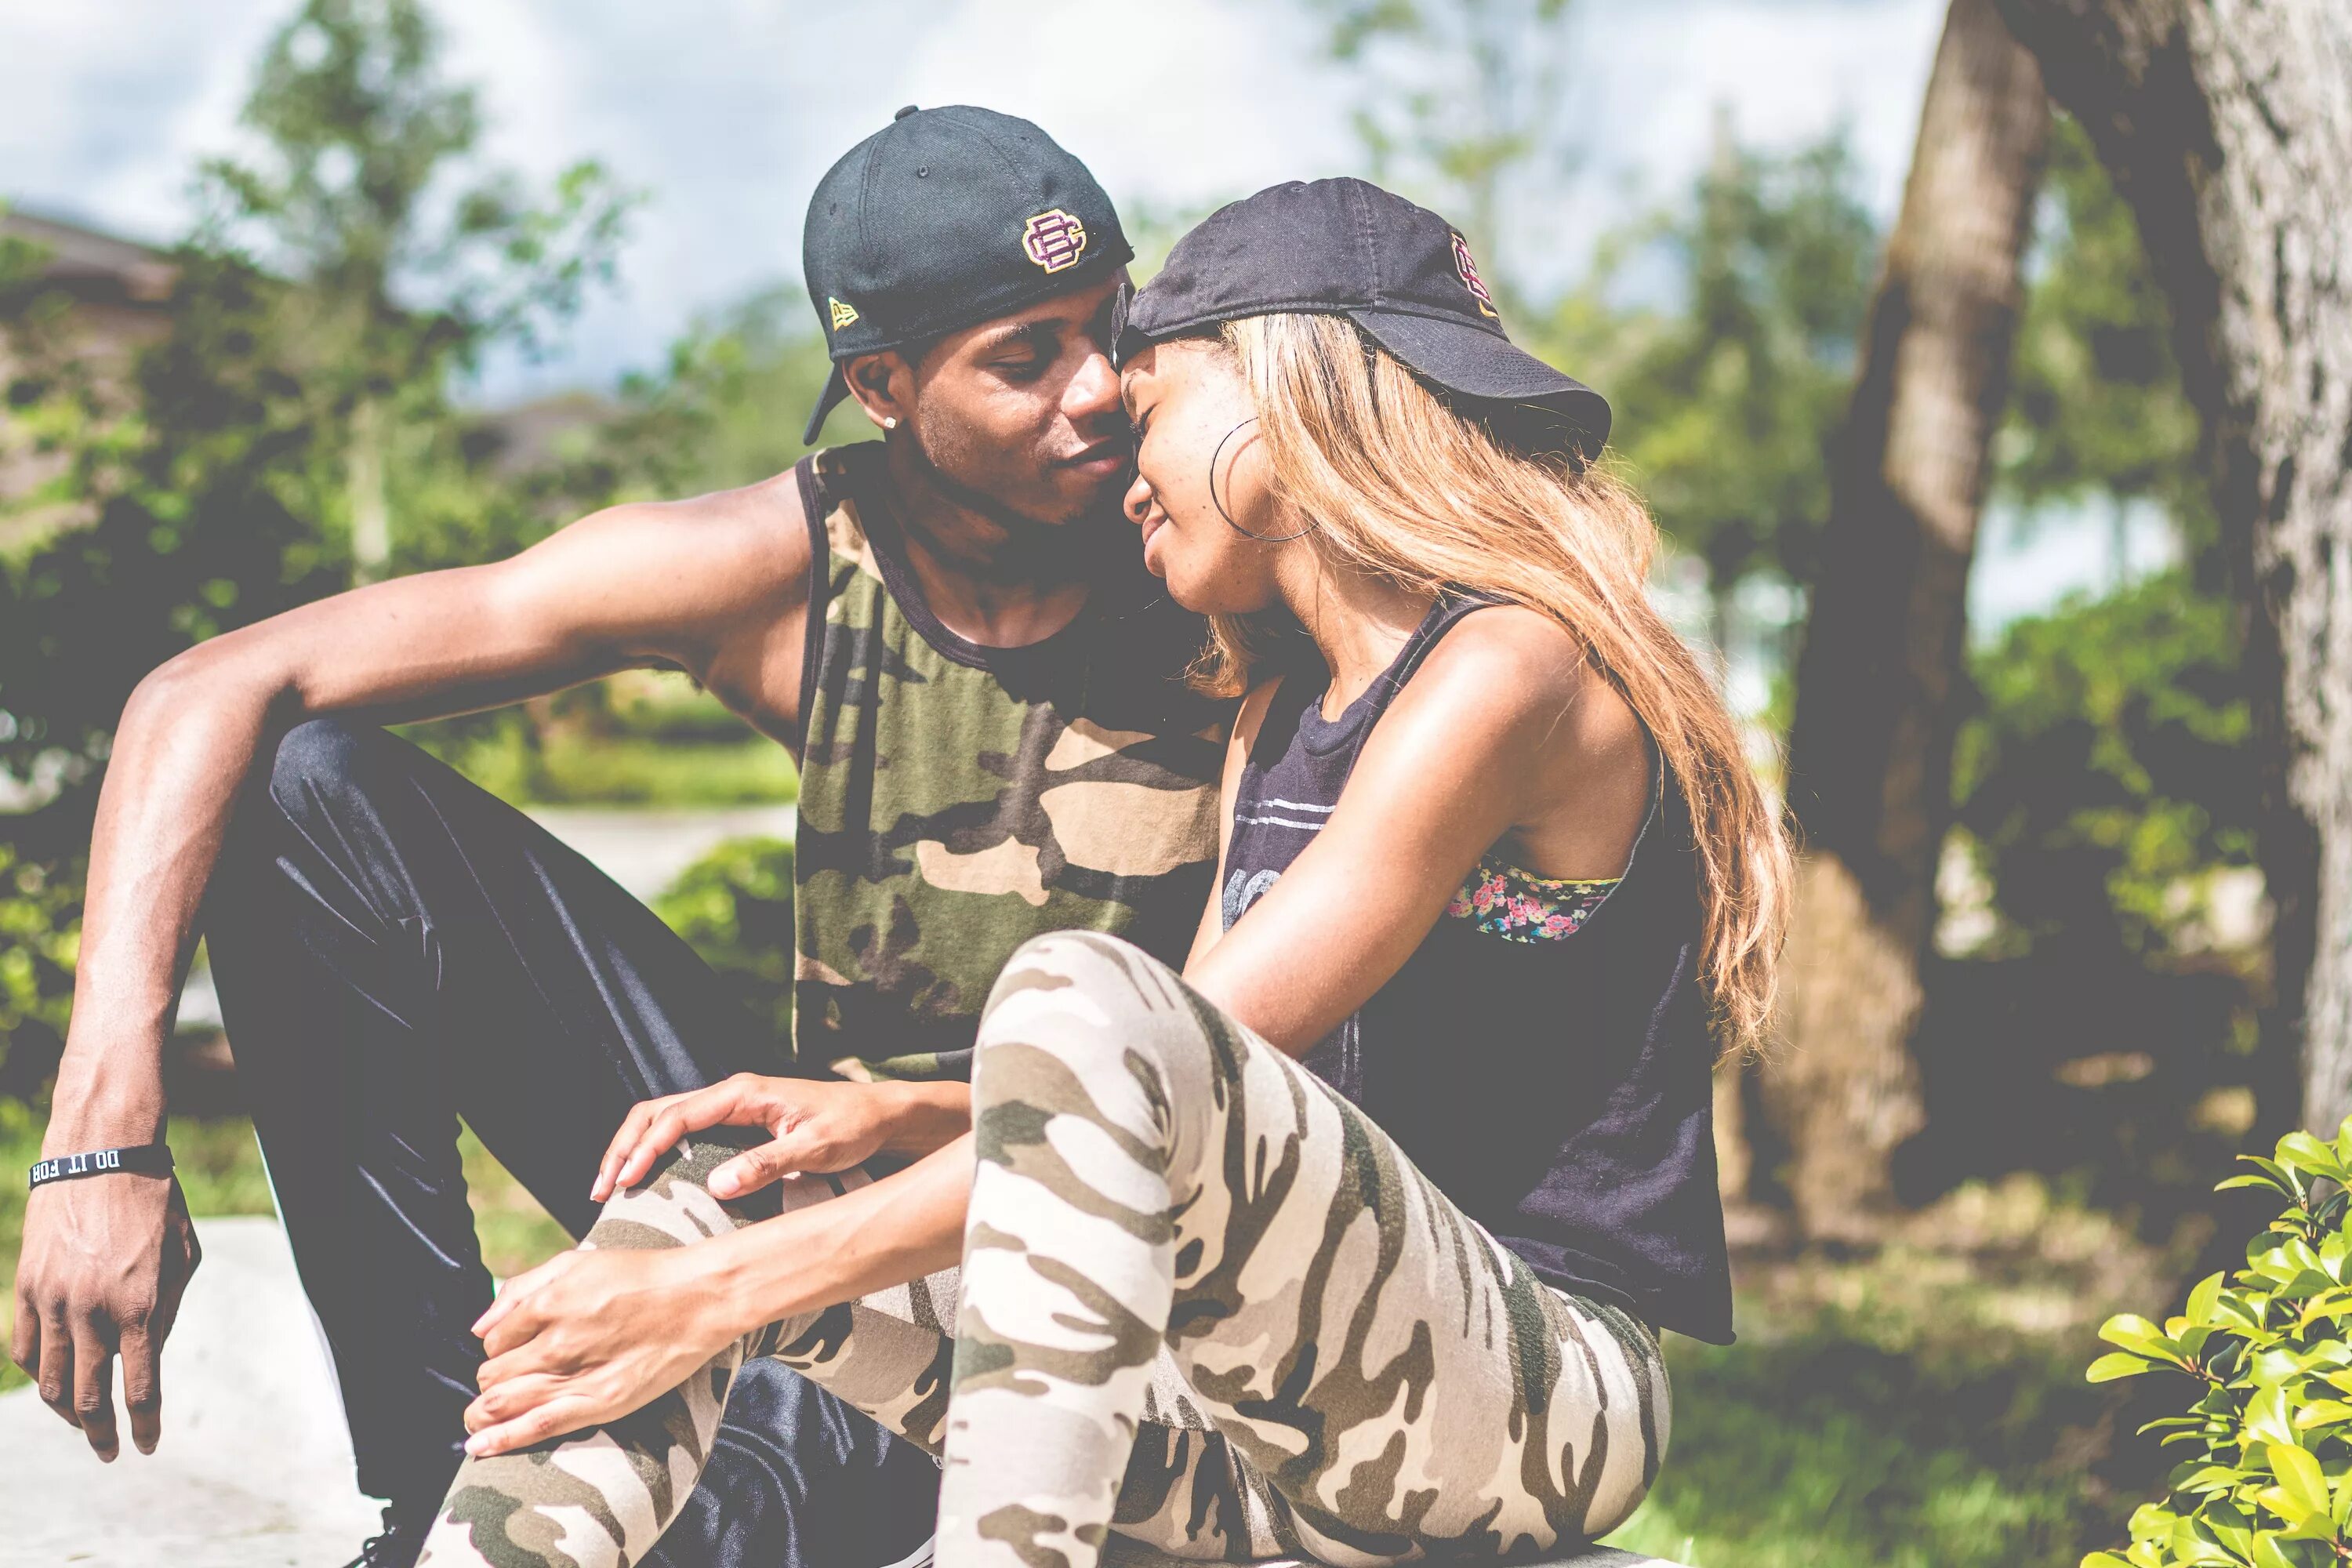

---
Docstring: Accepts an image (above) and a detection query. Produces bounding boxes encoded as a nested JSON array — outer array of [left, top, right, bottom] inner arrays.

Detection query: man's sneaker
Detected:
[[341, 1502, 435, 1568]]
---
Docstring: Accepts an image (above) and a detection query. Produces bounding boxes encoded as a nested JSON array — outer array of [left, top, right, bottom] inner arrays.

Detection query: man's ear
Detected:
[[845, 350, 913, 430]]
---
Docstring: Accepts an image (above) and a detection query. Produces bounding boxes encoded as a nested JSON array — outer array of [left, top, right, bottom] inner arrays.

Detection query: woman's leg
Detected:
[[942, 931, 1670, 1568]]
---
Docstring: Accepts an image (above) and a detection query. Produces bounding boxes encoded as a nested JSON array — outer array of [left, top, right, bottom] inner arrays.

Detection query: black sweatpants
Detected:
[[204, 719, 941, 1567]]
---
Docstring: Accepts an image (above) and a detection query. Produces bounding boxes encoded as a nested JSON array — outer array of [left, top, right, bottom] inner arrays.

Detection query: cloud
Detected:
[[0, 0, 280, 241]]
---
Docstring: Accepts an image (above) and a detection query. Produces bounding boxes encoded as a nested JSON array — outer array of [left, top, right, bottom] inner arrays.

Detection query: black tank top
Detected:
[[1221, 594, 1734, 1344]]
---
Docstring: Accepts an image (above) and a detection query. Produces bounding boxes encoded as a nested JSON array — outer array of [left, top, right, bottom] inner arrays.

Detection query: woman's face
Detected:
[[1120, 340, 1297, 616]]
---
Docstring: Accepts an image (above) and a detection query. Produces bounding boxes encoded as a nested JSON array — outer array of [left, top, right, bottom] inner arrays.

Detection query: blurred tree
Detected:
[[1770, 0, 2052, 1241], [1313, 0, 1575, 296], [1954, 571, 2254, 961], [0, 0, 629, 1102], [195, 0, 630, 581], [2000, 114, 2209, 570], [1956, 112, 2247, 983], [0, 243, 342, 1098], [590, 285, 861, 499], [1592, 120, 1881, 657], [652, 837, 797, 1044], [1993, 0, 2352, 1135]]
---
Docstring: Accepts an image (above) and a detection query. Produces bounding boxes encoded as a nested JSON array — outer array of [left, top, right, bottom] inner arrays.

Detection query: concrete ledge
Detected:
[[0, 1216, 379, 1567]]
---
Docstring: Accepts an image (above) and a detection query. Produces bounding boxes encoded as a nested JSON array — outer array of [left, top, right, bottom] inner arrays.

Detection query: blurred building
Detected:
[[0, 206, 181, 538]]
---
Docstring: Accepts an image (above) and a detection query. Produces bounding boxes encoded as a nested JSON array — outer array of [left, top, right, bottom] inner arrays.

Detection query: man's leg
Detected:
[[205, 719, 938, 1563]]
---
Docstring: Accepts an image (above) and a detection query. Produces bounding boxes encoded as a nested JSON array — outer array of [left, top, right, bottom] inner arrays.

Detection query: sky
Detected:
[[0, 0, 2146, 632], [3, 0, 1947, 395]]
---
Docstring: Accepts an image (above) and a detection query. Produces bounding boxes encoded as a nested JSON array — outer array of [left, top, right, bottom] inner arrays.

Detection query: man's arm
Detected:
[[13, 477, 812, 1461]]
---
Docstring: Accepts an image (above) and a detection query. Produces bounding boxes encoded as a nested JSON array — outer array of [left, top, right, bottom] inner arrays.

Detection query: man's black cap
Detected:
[[1118, 177, 1610, 457], [801, 105, 1132, 444]]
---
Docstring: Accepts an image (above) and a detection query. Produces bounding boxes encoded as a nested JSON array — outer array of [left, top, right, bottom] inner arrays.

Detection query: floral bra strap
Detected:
[[1446, 858, 1619, 943]]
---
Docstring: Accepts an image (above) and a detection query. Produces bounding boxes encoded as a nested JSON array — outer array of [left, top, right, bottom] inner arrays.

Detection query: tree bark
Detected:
[[1769, 0, 2053, 1241], [1992, 0, 2352, 1134]]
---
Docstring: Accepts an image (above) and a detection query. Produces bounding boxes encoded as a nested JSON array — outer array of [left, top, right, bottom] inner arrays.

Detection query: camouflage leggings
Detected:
[[418, 931, 1668, 1568]]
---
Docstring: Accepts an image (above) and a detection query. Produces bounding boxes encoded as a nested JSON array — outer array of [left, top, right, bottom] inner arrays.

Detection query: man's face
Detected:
[[864, 273, 1132, 532]]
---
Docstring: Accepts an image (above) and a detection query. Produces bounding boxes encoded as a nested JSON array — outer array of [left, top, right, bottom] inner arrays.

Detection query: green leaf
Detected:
[[2278, 1131, 2347, 1181], [2103, 1314, 2181, 1359], [2228, 1155, 2302, 1196], [2269, 1442, 2330, 1521], [2215, 1292, 2272, 1331], [2172, 1463, 2242, 1494], [2187, 1271, 2227, 1323], [2090, 1352, 2161, 1383], [2292, 1398, 2352, 1428], [2249, 1385, 2298, 1447], [2250, 1538, 2298, 1568]]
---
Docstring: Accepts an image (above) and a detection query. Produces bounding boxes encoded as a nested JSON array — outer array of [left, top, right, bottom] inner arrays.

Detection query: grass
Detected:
[[397, 669, 801, 809], [405, 719, 800, 808], [1602, 1175, 2189, 1567]]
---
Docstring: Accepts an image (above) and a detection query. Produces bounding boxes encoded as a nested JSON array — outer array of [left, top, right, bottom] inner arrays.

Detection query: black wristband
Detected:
[[28, 1145, 175, 1190]]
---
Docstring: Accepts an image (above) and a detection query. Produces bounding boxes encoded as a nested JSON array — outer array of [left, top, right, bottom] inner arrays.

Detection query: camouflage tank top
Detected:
[[791, 443, 1227, 1083]]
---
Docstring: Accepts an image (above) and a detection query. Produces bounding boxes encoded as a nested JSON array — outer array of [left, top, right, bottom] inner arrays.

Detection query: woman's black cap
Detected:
[[801, 105, 1132, 444], [1118, 177, 1610, 458]]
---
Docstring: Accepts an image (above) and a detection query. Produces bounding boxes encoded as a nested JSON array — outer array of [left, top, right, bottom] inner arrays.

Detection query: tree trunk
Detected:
[[1767, 0, 2053, 1242], [1993, 0, 2352, 1134]]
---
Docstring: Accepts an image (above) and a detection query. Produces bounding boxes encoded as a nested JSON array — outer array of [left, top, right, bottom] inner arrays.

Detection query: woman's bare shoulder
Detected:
[[1414, 605, 1641, 757]]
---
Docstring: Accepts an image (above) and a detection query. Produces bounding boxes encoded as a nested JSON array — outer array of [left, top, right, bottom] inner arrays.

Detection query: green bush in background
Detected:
[[652, 835, 796, 1047], [2082, 1123, 2352, 1567]]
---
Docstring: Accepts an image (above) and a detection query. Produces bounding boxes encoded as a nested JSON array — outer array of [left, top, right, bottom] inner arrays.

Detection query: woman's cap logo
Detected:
[[1022, 209, 1089, 274], [1451, 232, 1500, 320]]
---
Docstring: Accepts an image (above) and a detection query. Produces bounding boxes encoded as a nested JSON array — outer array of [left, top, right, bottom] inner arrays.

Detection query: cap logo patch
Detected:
[[1022, 209, 1089, 274], [828, 296, 860, 331], [1450, 232, 1500, 319]]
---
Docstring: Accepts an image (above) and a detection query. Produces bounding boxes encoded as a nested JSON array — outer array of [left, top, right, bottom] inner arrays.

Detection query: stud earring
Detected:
[[882, 416, 898, 430]]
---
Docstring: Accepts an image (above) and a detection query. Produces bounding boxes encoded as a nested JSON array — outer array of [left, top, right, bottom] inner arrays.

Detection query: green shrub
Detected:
[[652, 835, 795, 1050], [2084, 1123, 2352, 1566]]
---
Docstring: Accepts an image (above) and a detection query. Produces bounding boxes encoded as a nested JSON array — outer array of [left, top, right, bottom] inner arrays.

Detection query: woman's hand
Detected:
[[593, 1073, 909, 1202], [461, 1245, 738, 1457]]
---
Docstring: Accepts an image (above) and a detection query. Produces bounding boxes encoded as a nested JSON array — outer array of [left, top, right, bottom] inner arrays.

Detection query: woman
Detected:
[[418, 178, 1790, 1568]]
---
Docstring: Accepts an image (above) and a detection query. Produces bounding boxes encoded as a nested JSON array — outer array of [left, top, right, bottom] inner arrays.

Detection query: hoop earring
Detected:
[[1210, 417, 1316, 543]]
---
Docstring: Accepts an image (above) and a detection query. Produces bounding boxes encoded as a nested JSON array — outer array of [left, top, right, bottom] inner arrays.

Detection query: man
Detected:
[[11, 104, 1225, 1568]]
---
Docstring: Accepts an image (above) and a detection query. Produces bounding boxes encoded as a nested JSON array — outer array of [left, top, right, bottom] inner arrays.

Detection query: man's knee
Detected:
[[265, 718, 377, 811], [216, 720, 406, 904]]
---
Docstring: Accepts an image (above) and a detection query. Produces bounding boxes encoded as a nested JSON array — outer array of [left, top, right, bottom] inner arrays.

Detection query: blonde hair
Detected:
[[1203, 313, 1791, 1058]]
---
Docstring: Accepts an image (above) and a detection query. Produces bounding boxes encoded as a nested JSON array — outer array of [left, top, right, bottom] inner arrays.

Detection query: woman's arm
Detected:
[[594, 1075, 971, 1201], [463, 1132, 975, 1456], [1185, 608, 1646, 1054]]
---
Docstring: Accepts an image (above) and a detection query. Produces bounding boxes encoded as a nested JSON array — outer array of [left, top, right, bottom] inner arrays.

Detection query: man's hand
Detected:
[[593, 1074, 909, 1203], [461, 1245, 736, 1457], [10, 1172, 201, 1461]]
